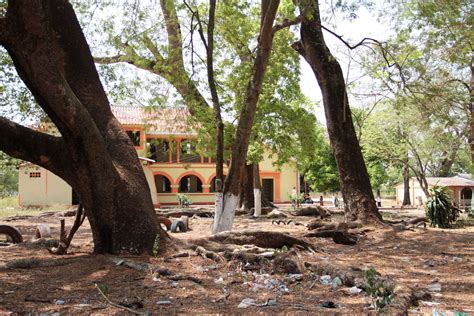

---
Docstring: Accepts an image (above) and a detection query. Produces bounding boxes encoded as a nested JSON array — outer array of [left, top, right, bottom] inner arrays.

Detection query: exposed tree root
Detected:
[[304, 261, 427, 314], [95, 283, 142, 315], [272, 249, 304, 274], [200, 231, 317, 251], [155, 209, 213, 218], [307, 220, 360, 231], [2, 257, 84, 269], [195, 245, 225, 262], [387, 217, 428, 232], [291, 206, 331, 218], [111, 257, 203, 284], [50, 204, 86, 255]]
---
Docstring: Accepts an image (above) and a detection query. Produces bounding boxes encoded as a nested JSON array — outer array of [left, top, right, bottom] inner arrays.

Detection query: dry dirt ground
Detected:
[[0, 206, 473, 315]]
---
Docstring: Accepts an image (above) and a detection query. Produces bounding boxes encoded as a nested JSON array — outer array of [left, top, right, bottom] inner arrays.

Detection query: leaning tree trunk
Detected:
[[402, 163, 411, 206], [0, 1, 162, 254], [293, 1, 381, 223], [212, 0, 280, 233], [469, 52, 474, 163]]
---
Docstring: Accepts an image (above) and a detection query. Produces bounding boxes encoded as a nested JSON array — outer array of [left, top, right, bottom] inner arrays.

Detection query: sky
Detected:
[[299, 3, 391, 124]]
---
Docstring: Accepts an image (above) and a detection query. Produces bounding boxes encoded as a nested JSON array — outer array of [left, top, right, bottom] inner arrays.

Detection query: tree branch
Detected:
[[0, 117, 70, 180], [160, 0, 185, 68], [319, 24, 405, 84], [93, 55, 128, 64], [272, 1, 312, 34], [141, 34, 167, 65]]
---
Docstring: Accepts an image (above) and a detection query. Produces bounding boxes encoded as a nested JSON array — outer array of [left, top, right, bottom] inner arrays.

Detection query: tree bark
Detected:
[[1, 0, 162, 254], [402, 163, 411, 206], [212, 0, 280, 233], [293, 1, 381, 223], [239, 164, 254, 211], [253, 164, 263, 216], [469, 52, 474, 163]]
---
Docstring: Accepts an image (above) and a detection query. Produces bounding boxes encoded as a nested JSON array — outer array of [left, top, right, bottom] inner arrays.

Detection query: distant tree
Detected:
[[0, 152, 17, 197], [374, 0, 473, 162]]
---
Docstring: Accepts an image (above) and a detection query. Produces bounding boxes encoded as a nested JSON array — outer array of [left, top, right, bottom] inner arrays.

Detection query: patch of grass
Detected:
[[0, 196, 55, 219], [0, 196, 18, 208], [0, 208, 46, 219], [453, 218, 474, 228]]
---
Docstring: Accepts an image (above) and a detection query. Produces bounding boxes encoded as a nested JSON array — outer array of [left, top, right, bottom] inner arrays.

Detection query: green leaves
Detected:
[[425, 185, 460, 228]]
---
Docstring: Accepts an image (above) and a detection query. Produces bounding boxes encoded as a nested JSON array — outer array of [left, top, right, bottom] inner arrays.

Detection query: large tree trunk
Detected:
[[469, 52, 474, 163], [402, 163, 411, 206], [293, 1, 381, 223], [0, 1, 162, 254], [212, 0, 280, 233]]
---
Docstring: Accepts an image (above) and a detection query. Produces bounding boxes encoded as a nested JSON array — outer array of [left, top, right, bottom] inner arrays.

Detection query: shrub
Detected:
[[177, 193, 192, 208], [364, 267, 392, 311], [425, 185, 460, 228]]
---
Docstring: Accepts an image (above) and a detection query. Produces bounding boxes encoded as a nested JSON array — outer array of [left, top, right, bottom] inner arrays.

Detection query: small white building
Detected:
[[18, 163, 74, 206], [394, 175, 474, 208]]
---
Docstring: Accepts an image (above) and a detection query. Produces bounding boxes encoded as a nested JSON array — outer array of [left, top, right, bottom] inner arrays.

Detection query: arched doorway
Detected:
[[154, 174, 172, 193], [179, 175, 203, 193], [460, 187, 472, 208]]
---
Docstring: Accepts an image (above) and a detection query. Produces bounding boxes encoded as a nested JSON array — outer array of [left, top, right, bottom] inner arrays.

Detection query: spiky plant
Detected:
[[425, 185, 459, 228]]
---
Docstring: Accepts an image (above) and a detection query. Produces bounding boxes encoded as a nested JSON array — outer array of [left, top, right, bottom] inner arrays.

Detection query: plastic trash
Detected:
[[238, 298, 256, 308], [332, 276, 342, 288], [427, 283, 442, 292], [284, 274, 303, 283], [214, 277, 225, 284], [320, 275, 331, 285], [156, 300, 172, 305], [279, 283, 290, 293], [349, 286, 362, 294]]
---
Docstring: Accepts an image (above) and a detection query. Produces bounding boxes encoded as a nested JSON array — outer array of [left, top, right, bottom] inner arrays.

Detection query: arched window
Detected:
[[154, 174, 171, 193], [179, 175, 202, 193], [210, 175, 226, 192]]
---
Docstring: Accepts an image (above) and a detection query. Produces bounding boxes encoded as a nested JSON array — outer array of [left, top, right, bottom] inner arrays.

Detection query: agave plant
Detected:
[[425, 185, 459, 228]]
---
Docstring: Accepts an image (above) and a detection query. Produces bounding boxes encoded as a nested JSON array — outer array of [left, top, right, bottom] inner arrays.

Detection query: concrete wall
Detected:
[[19, 165, 71, 206], [395, 179, 473, 207]]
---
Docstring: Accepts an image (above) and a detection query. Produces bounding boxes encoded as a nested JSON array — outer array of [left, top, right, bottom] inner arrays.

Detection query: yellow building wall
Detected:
[[144, 150, 298, 205], [143, 166, 158, 205], [18, 165, 71, 206], [259, 152, 298, 203]]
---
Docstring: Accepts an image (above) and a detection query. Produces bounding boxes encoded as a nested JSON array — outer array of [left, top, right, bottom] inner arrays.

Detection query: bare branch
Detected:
[[93, 55, 128, 64], [272, 1, 312, 34], [0, 117, 70, 180], [160, 0, 185, 67], [141, 34, 167, 64]]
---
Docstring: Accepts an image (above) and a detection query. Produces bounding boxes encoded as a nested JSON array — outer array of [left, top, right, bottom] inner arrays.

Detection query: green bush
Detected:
[[364, 267, 392, 310], [425, 185, 460, 228], [177, 193, 192, 208]]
